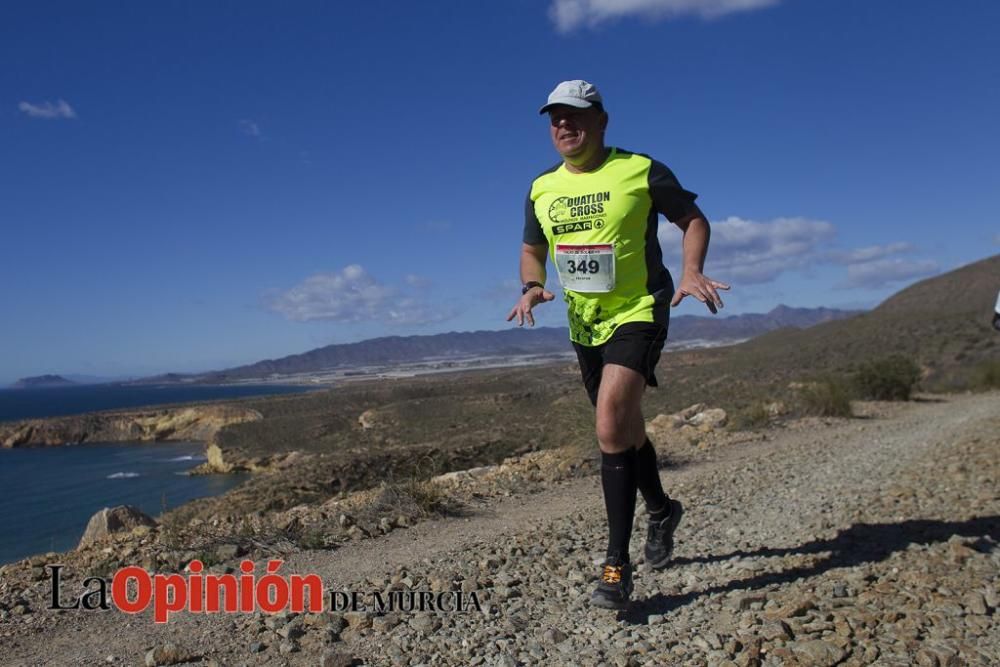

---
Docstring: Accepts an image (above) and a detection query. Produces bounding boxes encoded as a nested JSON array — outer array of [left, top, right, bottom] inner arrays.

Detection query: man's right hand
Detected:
[[506, 287, 555, 327]]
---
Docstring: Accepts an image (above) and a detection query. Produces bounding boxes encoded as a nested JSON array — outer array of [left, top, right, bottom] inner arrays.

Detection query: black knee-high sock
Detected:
[[601, 449, 638, 561], [635, 438, 670, 519]]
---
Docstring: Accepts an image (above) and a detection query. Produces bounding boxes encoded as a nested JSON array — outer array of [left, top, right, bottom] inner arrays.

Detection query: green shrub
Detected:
[[296, 529, 331, 550], [799, 377, 854, 418], [854, 355, 921, 400], [730, 402, 772, 430], [973, 359, 1000, 390]]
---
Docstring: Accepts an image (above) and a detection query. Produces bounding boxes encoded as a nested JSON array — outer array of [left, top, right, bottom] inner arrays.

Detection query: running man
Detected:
[[507, 80, 729, 609]]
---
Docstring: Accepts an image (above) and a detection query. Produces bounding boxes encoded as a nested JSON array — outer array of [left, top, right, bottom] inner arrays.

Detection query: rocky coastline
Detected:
[[0, 403, 262, 452]]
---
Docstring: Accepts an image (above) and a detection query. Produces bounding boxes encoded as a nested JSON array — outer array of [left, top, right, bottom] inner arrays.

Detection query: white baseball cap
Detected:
[[539, 80, 603, 114]]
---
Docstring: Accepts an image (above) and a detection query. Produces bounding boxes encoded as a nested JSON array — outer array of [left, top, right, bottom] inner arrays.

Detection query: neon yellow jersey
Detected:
[[524, 147, 697, 346]]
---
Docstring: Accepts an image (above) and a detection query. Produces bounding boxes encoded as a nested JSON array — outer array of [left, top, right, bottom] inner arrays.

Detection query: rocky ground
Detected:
[[1, 391, 997, 666]]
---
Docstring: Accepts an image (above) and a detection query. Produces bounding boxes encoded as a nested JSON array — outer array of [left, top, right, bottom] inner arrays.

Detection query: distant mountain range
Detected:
[[10, 374, 76, 389], [670, 305, 855, 342], [6, 373, 140, 390], [127, 305, 860, 384], [9, 305, 862, 389], [60, 374, 139, 385]]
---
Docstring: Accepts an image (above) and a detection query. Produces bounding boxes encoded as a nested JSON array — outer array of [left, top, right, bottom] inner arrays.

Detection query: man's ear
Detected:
[[600, 112, 609, 131]]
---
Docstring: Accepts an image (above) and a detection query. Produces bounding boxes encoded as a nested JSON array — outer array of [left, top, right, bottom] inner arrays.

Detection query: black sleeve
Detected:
[[522, 189, 547, 245], [648, 159, 698, 222]]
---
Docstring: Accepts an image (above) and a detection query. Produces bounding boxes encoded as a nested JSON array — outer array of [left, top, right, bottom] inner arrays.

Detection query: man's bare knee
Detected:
[[595, 364, 646, 452], [596, 416, 632, 453]]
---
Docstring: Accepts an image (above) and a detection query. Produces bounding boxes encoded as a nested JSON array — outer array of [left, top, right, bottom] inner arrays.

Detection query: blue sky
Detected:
[[2, 0, 998, 384]]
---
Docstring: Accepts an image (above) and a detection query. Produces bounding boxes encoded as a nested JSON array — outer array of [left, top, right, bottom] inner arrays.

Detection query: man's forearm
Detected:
[[681, 216, 711, 276], [520, 244, 548, 285]]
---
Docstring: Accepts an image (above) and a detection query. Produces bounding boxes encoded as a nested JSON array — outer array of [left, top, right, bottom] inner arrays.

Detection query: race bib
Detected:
[[554, 243, 615, 293]]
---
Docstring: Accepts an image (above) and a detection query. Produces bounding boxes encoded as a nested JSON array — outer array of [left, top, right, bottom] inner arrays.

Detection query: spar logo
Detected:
[[547, 191, 611, 223], [553, 219, 605, 235]]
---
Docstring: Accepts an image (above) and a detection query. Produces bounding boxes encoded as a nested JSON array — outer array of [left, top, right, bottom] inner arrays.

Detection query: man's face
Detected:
[[548, 105, 606, 159]]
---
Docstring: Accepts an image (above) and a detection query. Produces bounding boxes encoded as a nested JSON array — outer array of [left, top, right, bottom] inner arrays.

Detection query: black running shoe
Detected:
[[590, 555, 633, 609], [644, 498, 684, 569]]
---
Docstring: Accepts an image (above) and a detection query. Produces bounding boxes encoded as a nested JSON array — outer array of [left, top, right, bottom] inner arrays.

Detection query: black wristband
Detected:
[[521, 281, 544, 295]]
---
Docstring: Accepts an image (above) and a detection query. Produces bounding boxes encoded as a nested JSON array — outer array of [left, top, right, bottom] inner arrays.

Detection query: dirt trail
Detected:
[[4, 392, 998, 666]]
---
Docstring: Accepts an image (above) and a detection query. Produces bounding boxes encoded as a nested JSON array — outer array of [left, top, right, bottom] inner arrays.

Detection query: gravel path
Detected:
[[3, 392, 998, 666]]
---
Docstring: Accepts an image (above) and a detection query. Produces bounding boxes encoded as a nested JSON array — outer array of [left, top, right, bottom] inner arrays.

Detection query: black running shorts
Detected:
[[572, 318, 669, 407]]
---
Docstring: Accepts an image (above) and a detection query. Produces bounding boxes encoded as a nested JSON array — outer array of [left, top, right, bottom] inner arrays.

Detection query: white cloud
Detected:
[[550, 0, 780, 31], [18, 99, 76, 119], [827, 241, 939, 289], [239, 119, 261, 137], [829, 242, 912, 264], [262, 265, 455, 325], [404, 273, 432, 288], [660, 217, 940, 290], [840, 258, 939, 289], [659, 215, 835, 284]]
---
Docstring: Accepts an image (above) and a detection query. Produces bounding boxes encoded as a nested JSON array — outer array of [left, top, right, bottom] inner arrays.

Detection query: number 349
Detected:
[[566, 259, 600, 274]]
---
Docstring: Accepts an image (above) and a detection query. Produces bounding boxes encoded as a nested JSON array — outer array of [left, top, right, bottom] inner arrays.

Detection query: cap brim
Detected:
[[538, 98, 595, 114]]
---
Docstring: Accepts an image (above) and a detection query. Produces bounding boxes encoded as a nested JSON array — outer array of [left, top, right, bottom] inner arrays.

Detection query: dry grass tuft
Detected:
[[797, 377, 854, 418]]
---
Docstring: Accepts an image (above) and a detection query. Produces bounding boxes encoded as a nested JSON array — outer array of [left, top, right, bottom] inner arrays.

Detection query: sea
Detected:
[[0, 383, 318, 564], [0, 382, 315, 422]]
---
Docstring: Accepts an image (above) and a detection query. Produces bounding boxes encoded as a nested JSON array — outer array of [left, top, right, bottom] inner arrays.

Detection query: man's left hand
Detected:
[[671, 272, 730, 314]]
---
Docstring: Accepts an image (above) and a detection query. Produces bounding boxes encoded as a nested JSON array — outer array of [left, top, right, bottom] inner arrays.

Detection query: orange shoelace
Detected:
[[601, 564, 623, 584]]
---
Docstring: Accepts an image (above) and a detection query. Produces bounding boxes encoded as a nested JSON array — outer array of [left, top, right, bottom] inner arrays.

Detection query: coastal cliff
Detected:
[[0, 404, 262, 449]]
